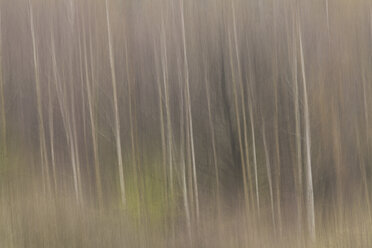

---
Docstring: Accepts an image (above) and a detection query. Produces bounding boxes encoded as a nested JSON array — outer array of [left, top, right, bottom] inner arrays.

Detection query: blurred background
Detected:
[[0, 0, 372, 247]]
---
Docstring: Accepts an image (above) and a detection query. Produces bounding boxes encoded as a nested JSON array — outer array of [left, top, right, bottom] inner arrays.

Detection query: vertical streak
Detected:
[[262, 122, 276, 230], [180, 0, 199, 221], [105, 0, 126, 206], [299, 23, 316, 242], [29, 0, 51, 195], [231, 1, 256, 212], [204, 65, 221, 218]]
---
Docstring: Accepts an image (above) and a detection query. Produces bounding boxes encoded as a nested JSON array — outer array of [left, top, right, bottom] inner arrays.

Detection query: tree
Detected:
[[299, 20, 316, 241], [105, 0, 126, 206]]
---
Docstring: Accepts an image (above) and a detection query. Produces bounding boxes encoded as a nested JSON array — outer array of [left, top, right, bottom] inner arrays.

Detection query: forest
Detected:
[[0, 0, 372, 247]]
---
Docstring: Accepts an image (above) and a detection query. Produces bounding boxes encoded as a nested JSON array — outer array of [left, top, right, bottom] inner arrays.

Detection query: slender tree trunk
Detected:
[[77, 23, 91, 201], [361, 66, 371, 220], [179, 64, 192, 242], [248, 91, 259, 215], [67, 0, 83, 204], [249, 104, 260, 215], [181, 153, 192, 242], [51, 8, 83, 204], [331, 104, 343, 229], [161, 18, 177, 243], [289, 14, 304, 239], [262, 121, 275, 231], [29, 0, 51, 195], [125, 43, 141, 219], [185, 91, 194, 222], [293, 33, 304, 240], [154, 42, 169, 234], [160, 19, 174, 201], [272, 0, 282, 235], [79, 21, 103, 207], [105, 0, 126, 206], [299, 23, 316, 242], [180, 0, 199, 222], [47, 65, 57, 193], [69, 66, 83, 203], [228, 27, 250, 216], [273, 59, 282, 237], [231, 1, 255, 210], [52, 37, 79, 202], [204, 65, 221, 219]]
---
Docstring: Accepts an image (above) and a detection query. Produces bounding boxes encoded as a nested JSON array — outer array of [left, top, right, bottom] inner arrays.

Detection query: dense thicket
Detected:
[[1, 0, 372, 246]]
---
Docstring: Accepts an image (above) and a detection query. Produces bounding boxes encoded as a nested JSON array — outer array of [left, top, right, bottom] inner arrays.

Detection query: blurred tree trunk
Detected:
[[204, 62, 221, 219], [160, 19, 174, 201], [51, 33, 80, 203], [105, 0, 126, 206], [29, 0, 51, 196], [154, 41, 168, 224], [248, 89, 259, 216], [80, 21, 103, 207], [299, 22, 316, 242], [179, 61, 192, 242], [262, 121, 275, 231], [181, 0, 199, 222], [231, 0, 255, 213], [272, 0, 282, 233], [126, 43, 141, 219], [291, 13, 304, 240], [47, 61, 57, 193]]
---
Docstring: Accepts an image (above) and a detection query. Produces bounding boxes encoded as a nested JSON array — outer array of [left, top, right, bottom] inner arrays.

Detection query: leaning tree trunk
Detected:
[[29, 0, 51, 196], [180, 0, 199, 222], [105, 0, 126, 206], [299, 21, 316, 242]]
